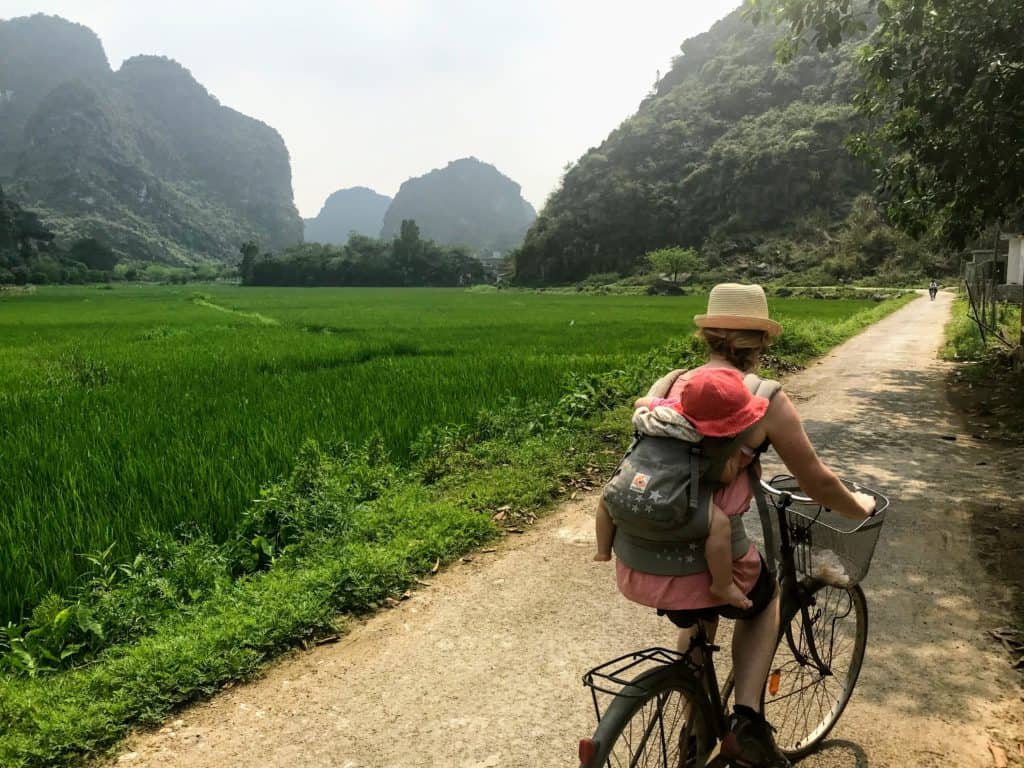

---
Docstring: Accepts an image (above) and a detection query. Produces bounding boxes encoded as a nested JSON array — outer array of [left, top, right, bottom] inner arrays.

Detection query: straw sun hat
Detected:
[[694, 283, 782, 337]]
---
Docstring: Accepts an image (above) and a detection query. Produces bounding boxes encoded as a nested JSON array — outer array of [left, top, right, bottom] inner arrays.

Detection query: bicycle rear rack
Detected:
[[582, 647, 697, 722]]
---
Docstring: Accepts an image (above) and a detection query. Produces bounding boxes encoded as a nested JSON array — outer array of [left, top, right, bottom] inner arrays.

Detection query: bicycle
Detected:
[[578, 475, 890, 767]]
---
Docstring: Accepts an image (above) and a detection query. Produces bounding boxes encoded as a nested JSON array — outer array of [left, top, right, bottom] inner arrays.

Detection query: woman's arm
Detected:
[[763, 392, 875, 519], [645, 369, 687, 399]]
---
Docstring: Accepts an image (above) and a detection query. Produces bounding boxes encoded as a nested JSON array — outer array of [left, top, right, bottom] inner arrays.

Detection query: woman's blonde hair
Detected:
[[698, 327, 770, 372]]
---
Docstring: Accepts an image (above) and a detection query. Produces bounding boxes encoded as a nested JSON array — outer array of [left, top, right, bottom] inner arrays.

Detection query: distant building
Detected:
[[475, 250, 512, 283], [475, 250, 506, 270], [1001, 234, 1024, 286]]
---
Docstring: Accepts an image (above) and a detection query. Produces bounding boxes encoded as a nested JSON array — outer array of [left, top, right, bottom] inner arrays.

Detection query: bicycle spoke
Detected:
[[600, 687, 703, 768], [764, 585, 867, 756]]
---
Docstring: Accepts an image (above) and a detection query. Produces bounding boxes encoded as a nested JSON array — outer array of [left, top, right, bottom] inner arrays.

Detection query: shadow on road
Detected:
[[808, 739, 870, 767], [758, 363, 1024, 721]]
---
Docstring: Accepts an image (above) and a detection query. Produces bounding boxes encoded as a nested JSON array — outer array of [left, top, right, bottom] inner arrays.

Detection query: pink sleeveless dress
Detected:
[[615, 375, 762, 610]]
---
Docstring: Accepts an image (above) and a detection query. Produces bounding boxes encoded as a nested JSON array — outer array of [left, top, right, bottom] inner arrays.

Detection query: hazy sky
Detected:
[[4, 1, 739, 217]]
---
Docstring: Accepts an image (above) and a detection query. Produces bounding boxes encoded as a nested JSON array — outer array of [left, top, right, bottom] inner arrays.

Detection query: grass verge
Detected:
[[0, 294, 913, 768], [941, 296, 1024, 438]]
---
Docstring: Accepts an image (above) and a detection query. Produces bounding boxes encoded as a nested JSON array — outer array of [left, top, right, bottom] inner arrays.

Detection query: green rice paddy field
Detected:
[[0, 285, 882, 622]]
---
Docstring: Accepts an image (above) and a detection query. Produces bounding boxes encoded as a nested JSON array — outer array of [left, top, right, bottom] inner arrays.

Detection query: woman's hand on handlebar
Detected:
[[845, 490, 876, 520]]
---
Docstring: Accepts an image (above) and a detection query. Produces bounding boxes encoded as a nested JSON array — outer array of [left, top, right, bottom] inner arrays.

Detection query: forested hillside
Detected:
[[381, 158, 536, 253], [515, 9, 886, 283], [0, 15, 110, 179], [304, 187, 392, 244], [0, 15, 302, 264], [0, 186, 53, 269]]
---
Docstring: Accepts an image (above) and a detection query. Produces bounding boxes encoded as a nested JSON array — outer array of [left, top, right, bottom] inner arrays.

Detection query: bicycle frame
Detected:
[[773, 491, 835, 678], [580, 477, 889, 766], [683, 486, 836, 737]]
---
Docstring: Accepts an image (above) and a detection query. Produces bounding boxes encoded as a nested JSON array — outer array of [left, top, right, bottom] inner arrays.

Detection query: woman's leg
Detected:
[[676, 617, 718, 663], [731, 589, 780, 708]]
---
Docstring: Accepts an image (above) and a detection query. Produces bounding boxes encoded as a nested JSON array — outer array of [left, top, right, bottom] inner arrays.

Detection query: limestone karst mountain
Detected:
[[514, 8, 874, 283], [0, 14, 302, 263], [304, 187, 392, 245], [380, 158, 536, 254]]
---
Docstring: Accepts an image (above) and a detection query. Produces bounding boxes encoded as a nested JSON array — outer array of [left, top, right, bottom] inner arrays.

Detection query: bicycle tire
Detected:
[[584, 665, 715, 768], [764, 582, 868, 758], [720, 581, 868, 760]]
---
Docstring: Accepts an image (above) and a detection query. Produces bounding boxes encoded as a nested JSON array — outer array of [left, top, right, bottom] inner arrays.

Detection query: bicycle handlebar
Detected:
[[758, 476, 891, 517]]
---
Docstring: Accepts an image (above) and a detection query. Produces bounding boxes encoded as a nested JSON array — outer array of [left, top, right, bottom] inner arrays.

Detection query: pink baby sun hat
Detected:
[[678, 368, 769, 437]]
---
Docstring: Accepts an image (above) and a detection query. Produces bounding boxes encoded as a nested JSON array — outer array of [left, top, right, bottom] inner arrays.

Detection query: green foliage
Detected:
[[941, 298, 989, 362], [941, 297, 1021, 362], [244, 223, 488, 287], [749, 0, 1024, 247], [0, 189, 187, 285], [514, 9, 874, 284], [647, 246, 702, 283], [68, 238, 117, 271], [0, 596, 104, 677], [0, 286, 737, 620]]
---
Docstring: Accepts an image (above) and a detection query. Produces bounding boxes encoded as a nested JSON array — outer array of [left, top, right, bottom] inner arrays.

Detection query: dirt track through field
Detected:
[[115, 292, 1023, 768]]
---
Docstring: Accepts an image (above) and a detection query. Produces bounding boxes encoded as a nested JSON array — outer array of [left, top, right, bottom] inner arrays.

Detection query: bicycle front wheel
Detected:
[[765, 582, 868, 759], [584, 666, 715, 768]]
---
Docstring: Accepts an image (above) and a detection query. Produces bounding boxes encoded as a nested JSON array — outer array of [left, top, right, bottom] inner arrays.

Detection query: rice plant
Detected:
[[0, 285, 882, 621]]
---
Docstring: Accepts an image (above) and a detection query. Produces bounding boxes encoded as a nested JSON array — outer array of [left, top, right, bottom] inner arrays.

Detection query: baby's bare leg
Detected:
[[706, 504, 752, 610], [594, 499, 615, 561]]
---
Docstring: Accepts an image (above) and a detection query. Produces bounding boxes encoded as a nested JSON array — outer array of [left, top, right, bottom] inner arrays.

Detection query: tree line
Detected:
[[0, 186, 121, 285], [240, 220, 489, 287]]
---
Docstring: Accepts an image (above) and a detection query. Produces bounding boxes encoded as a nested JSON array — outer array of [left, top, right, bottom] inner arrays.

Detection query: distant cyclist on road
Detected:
[[929, 280, 938, 301]]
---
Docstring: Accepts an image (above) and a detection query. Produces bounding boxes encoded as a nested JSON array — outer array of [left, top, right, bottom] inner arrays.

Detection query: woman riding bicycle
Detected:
[[596, 283, 875, 767]]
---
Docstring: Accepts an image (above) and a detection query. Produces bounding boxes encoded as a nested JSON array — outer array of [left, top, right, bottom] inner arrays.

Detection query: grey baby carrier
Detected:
[[603, 372, 781, 576]]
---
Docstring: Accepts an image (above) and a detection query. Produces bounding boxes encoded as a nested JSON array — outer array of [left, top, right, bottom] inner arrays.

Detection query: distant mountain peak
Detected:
[[381, 159, 535, 252], [304, 187, 392, 245]]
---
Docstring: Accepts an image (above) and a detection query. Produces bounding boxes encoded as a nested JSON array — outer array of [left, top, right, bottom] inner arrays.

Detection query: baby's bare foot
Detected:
[[709, 581, 753, 610]]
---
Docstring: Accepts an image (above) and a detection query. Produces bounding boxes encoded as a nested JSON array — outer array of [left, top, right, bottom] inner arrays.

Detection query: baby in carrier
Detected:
[[595, 367, 769, 610]]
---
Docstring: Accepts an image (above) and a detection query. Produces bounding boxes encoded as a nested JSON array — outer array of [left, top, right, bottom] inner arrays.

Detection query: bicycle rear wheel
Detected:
[[765, 582, 868, 759], [583, 666, 715, 768]]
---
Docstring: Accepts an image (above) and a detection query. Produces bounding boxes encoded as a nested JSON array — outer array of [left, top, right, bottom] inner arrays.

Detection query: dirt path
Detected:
[[115, 292, 1022, 768]]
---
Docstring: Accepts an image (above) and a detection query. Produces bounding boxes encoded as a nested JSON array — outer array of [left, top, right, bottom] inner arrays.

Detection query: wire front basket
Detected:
[[769, 475, 888, 587]]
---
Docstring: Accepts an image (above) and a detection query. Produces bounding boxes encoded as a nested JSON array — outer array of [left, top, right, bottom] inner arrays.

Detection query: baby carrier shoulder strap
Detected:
[[743, 372, 782, 404], [743, 372, 783, 576]]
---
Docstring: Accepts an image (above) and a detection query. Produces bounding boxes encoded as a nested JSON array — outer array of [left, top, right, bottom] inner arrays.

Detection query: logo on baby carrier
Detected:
[[629, 472, 650, 493]]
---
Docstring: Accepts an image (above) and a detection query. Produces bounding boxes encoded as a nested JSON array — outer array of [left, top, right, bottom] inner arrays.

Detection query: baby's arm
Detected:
[[594, 499, 615, 562], [634, 396, 679, 410]]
